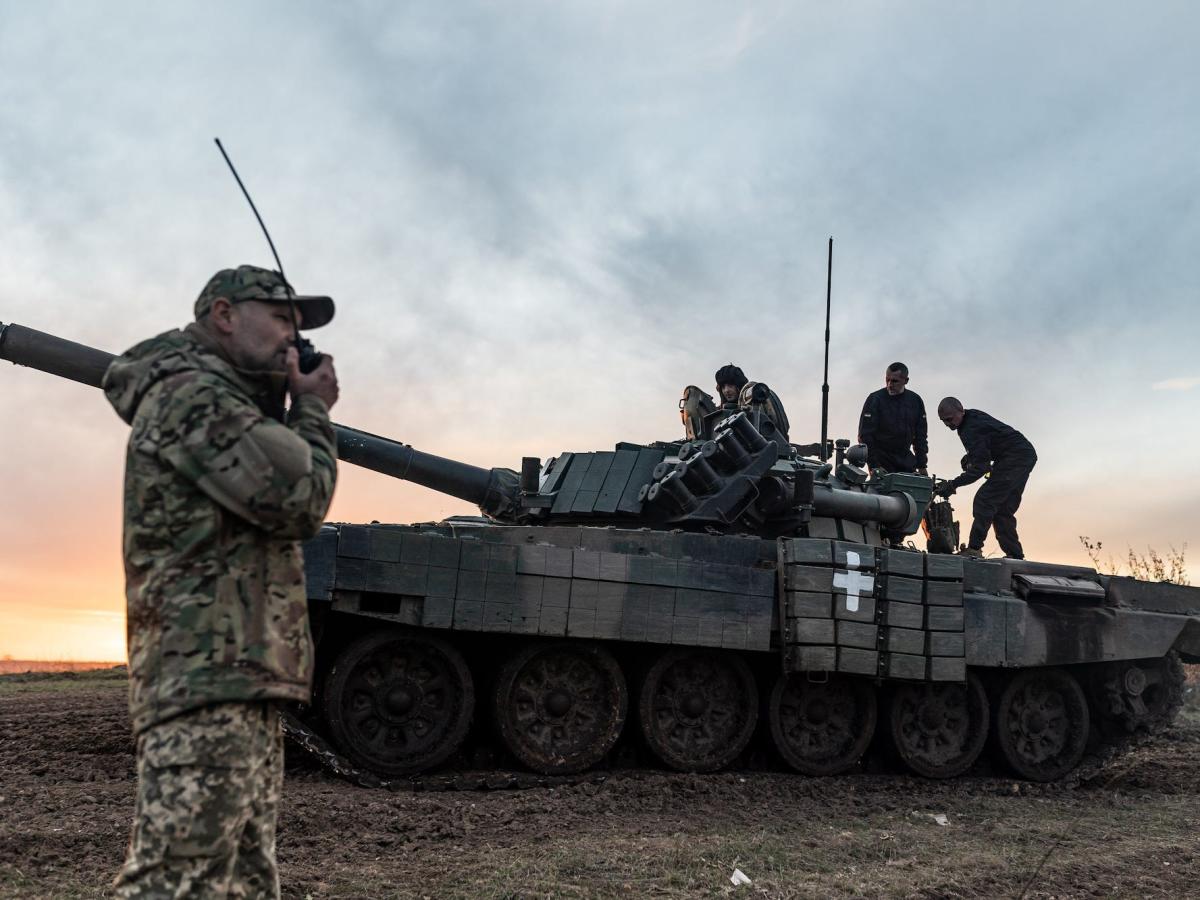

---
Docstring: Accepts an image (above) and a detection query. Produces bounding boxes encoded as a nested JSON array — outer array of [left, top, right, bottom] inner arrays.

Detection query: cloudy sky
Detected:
[[1, 2, 1197, 660]]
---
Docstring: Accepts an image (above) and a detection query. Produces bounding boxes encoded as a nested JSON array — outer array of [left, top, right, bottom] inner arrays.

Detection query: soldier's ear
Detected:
[[208, 297, 237, 335]]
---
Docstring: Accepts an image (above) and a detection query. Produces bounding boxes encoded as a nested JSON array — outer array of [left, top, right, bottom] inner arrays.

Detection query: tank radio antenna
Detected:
[[819, 236, 833, 461], [213, 137, 322, 373]]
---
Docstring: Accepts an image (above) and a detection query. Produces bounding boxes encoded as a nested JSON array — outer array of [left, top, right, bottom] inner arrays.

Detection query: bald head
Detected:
[[937, 397, 965, 430]]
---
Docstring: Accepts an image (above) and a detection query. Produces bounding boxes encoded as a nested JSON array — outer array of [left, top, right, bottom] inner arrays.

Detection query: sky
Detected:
[[1, 1, 1197, 661]]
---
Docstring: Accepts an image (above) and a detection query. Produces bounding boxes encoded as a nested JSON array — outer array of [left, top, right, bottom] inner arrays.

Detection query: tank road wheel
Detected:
[[638, 650, 758, 773], [769, 674, 877, 776], [890, 674, 989, 779], [322, 630, 474, 777], [994, 668, 1089, 782], [1090, 652, 1186, 736], [494, 642, 628, 775]]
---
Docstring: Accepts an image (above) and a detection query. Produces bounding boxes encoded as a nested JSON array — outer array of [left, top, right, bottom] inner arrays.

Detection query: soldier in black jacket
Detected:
[[933, 397, 1037, 559], [857, 362, 928, 474]]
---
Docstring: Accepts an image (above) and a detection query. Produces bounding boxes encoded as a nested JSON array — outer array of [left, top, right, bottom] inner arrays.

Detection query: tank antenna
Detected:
[[819, 236, 833, 461]]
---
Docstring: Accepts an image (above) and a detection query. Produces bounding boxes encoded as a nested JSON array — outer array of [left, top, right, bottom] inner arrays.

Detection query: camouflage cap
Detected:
[[194, 265, 335, 330]]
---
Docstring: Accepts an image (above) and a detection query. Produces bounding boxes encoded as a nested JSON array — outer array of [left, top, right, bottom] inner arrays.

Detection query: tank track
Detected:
[[281, 710, 608, 792], [282, 707, 1161, 793], [1059, 731, 1158, 790]]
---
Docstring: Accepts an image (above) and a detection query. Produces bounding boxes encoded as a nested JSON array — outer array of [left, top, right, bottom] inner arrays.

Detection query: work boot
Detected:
[[957, 546, 984, 558]]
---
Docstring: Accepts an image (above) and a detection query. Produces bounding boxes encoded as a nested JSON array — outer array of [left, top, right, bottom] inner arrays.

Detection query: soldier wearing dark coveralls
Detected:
[[102, 265, 339, 898], [857, 362, 928, 475], [933, 397, 1037, 559]]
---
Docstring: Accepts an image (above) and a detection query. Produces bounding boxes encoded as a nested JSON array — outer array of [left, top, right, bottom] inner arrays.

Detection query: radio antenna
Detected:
[[213, 138, 291, 290], [212, 137, 324, 374], [819, 236, 833, 461]]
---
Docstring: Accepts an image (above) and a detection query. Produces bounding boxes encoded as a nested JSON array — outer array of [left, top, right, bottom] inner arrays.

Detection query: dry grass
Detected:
[[0, 665, 127, 694], [0, 660, 124, 675], [272, 796, 1198, 899]]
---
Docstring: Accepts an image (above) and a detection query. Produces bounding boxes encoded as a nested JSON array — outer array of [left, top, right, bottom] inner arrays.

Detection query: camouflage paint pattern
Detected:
[[113, 702, 284, 899], [103, 324, 337, 735]]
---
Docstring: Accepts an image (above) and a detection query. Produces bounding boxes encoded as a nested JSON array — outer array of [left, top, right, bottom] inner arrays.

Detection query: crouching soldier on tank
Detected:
[[103, 265, 339, 898], [680, 363, 789, 447], [933, 397, 1036, 559]]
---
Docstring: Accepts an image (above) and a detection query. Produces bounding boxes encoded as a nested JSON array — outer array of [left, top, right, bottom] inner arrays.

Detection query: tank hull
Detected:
[[304, 522, 1198, 781]]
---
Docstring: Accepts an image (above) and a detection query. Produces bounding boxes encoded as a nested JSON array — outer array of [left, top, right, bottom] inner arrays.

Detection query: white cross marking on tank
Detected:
[[833, 550, 874, 612]]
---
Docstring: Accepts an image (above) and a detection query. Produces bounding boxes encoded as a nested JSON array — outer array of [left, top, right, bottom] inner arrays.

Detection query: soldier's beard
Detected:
[[229, 340, 290, 374]]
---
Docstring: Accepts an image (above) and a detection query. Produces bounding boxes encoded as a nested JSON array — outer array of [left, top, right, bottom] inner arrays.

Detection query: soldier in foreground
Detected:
[[933, 397, 1036, 559], [857, 361, 928, 475], [103, 265, 339, 897]]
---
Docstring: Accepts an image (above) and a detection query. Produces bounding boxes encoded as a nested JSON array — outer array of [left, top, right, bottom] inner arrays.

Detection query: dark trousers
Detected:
[[968, 454, 1036, 558]]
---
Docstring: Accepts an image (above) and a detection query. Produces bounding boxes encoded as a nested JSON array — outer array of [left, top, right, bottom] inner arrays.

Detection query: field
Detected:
[[0, 667, 1197, 899], [0, 660, 123, 676]]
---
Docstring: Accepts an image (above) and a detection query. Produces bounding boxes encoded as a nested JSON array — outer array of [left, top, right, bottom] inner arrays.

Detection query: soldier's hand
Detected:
[[915, 466, 928, 477], [933, 482, 955, 498], [287, 348, 339, 410]]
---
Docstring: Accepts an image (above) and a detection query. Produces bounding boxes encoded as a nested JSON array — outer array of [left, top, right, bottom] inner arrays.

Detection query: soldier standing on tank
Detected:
[[102, 265, 339, 898], [933, 397, 1036, 559], [857, 362, 928, 475]]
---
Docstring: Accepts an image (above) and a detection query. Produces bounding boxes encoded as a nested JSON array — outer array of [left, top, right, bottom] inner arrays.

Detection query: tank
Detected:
[[4, 320, 1198, 783]]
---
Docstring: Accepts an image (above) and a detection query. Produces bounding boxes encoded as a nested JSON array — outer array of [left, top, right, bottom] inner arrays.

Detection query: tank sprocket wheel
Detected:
[[638, 649, 758, 773], [769, 673, 877, 776], [322, 629, 474, 777], [1089, 652, 1186, 736], [889, 673, 989, 779], [493, 642, 628, 775], [993, 667, 1089, 782]]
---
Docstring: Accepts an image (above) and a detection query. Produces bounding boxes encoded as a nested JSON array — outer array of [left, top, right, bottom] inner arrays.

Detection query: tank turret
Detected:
[[1, 320, 931, 542]]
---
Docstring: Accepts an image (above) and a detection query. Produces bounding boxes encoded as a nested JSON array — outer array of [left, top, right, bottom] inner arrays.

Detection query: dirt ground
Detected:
[[1, 668, 1197, 899]]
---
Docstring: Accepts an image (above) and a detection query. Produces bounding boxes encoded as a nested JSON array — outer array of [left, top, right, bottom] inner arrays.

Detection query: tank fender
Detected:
[[1172, 617, 1200, 663], [967, 594, 1195, 667]]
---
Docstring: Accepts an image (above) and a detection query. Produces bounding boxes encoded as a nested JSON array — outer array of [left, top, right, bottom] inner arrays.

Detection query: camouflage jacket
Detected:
[[103, 324, 337, 734]]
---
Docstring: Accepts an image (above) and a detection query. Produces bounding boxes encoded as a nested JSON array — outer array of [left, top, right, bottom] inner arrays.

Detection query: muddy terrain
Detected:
[[1, 667, 1197, 898]]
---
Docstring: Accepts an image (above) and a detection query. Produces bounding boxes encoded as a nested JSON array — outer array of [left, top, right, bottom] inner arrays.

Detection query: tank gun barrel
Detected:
[[1, 321, 516, 516], [334, 425, 494, 506], [0, 322, 113, 389]]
